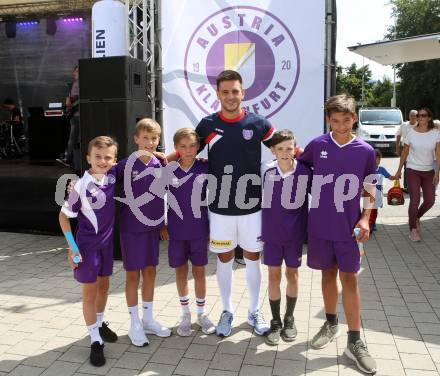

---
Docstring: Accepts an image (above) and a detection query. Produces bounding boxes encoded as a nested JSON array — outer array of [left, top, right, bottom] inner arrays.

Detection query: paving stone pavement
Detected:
[[1, 157, 440, 375]]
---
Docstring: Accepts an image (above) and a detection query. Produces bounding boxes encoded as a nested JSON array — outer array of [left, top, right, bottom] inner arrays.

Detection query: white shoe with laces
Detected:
[[128, 323, 149, 347], [142, 319, 172, 337], [197, 314, 215, 335], [177, 313, 192, 337]]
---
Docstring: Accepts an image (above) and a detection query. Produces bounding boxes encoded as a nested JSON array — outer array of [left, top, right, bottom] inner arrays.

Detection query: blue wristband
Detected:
[[64, 231, 81, 263]]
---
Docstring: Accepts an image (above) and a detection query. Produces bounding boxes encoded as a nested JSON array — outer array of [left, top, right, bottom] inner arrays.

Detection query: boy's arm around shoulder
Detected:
[[297, 140, 315, 168]]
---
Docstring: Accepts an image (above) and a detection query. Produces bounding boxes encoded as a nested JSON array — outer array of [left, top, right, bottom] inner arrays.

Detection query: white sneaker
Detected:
[[177, 313, 192, 337], [142, 319, 172, 338], [128, 323, 149, 347], [197, 314, 215, 335]]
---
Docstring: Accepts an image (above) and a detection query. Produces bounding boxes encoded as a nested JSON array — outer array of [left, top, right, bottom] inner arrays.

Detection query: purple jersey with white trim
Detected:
[[115, 156, 165, 233], [167, 159, 209, 240], [298, 133, 376, 241], [61, 169, 116, 246], [262, 160, 311, 245]]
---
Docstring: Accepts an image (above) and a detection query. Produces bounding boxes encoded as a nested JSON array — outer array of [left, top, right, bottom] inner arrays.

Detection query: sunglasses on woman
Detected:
[[417, 114, 428, 118]]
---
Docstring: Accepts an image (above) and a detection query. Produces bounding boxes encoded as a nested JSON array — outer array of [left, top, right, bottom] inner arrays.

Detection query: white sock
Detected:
[[216, 258, 234, 314], [128, 305, 142, 327], [142, 301, 153, 323], [196, 298, 206, 316], [96, 312, 104, 328], [87, 322, 103, 344], [179, 296, 190, 315], [244, 258, 262, 314]]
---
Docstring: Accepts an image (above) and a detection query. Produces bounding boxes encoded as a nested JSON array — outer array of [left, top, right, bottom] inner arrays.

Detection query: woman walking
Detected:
[[395, 107, 440, 241]]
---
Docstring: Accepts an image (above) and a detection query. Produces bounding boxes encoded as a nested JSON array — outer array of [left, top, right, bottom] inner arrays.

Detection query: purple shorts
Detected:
[[74, 241, 113, 284], [120, 230, 160, 271], [307, 235, 360, 273], [263, 242, 302, 268], [168, 237, 208, 268]]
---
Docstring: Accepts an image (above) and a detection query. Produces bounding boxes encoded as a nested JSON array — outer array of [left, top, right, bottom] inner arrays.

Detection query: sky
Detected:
[[336, 0, 395, 80]]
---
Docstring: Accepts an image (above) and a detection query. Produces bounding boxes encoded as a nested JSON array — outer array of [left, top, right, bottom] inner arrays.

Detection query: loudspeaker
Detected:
[[28, 114, 69, 159], [78, 57, 152, 261], [79, 100, 152, 168], [78, 56, 152, 170], [79, 56, 148, 101]]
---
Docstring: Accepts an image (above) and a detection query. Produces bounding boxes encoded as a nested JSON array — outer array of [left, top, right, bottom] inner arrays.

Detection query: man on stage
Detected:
[[58, 65, 80, 172]]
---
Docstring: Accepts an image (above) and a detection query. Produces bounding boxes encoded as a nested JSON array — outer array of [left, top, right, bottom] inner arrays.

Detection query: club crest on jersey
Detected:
[[242, 129, 254, 140], [320, 150, 328, 159], [107, 174, 116, 185]]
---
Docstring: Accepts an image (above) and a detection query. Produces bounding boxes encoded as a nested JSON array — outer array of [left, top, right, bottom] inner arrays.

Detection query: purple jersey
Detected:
[[115, 155, 165, 233], [61, 169, 116, 246], [261, 160, 311, 245], [167, 159, 209, 240], [298, 133, 376, 241]]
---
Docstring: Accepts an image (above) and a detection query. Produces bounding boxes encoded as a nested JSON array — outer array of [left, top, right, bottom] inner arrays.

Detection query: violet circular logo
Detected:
[[184, 6, 300, 118]]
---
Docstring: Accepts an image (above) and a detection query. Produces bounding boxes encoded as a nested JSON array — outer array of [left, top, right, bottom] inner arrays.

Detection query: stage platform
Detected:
[[0, 158, 73, 234]]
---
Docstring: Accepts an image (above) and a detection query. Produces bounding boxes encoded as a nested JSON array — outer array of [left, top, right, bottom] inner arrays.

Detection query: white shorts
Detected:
[[208, 211, 263, 253]]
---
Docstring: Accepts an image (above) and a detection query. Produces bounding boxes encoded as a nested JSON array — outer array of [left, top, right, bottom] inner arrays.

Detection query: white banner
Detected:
[[162, 0, 325, 156]]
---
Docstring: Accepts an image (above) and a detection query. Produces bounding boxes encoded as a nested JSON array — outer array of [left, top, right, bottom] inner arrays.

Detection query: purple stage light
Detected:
[[62, 17, 83, 23]]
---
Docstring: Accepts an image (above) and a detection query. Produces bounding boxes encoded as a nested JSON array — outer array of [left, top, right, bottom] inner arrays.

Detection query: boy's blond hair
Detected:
[[87, 136, 118, 156], [135, 118, 161, 136], [325, 94, 356, 117], [173, 127, 199, 145]]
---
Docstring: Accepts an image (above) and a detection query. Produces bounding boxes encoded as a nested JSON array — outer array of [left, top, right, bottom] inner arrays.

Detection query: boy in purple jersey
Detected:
[[299, 94, 377, 374], [161, 128, 216, 337], [166, 70, 274, 337], [114, 119, 171, 347], [59, 136, 119, 367], [261, 130, 311, 346]]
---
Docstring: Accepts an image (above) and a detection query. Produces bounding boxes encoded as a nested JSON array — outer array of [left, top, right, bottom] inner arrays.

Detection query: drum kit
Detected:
[[0, 120, 24, 158]]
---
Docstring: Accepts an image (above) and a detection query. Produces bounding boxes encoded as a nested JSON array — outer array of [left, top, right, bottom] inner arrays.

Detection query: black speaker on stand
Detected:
[[78, 56, 153, 260], [79, 56, 152, 169]]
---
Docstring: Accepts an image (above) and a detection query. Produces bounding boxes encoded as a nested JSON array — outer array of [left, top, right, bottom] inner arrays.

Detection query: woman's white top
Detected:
[[403, 127, 440, 171]]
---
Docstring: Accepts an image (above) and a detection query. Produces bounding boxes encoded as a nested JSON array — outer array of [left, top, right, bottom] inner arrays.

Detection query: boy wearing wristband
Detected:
[[59, 136, 119, 367]]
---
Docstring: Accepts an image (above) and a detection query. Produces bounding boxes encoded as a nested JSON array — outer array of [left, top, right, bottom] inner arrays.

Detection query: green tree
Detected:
[[387, 0, 440, 118], [336, 63, 373, 102], [369, 78, 394, 107]]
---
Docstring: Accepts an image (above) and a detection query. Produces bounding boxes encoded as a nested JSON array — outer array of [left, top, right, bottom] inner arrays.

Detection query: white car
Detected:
[[357, 108, 403, 154]]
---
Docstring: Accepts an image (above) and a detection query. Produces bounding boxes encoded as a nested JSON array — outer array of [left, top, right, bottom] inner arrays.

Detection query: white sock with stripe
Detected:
[[179, 296, 190, 314], [196, 297, 205, 315]]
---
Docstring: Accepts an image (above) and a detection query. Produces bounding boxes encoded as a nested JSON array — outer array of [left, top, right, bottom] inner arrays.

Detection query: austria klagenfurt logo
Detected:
[[184, 6, 300, 119]]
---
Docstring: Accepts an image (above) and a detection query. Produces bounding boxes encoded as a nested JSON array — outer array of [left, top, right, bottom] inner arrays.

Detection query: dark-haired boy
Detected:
[[299, 94, 377, 374], [261, 129, 311, 346]]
